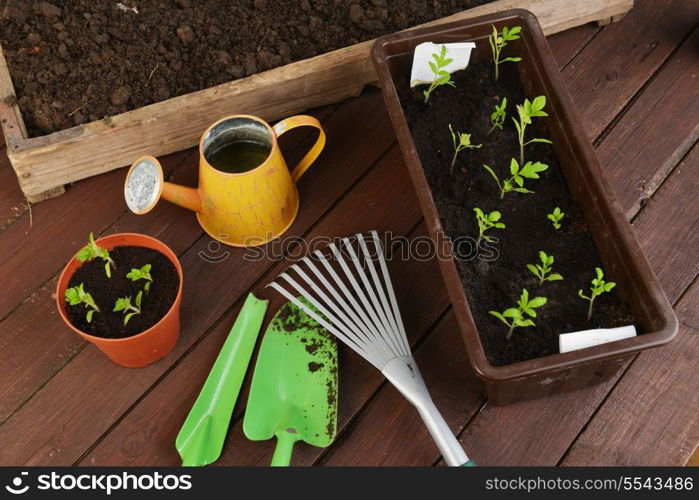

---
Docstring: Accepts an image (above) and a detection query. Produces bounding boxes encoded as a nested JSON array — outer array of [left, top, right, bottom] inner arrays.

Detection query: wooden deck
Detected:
[[0, 0, 697, 466]]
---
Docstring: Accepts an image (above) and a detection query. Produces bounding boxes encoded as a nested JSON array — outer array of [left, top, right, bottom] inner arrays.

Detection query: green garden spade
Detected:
[[243, 301, 338, 466]]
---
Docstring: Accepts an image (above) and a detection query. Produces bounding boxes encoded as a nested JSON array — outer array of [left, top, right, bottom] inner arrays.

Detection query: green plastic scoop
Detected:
[[243, 300, 338, 466], [176, 293, 268, 466]]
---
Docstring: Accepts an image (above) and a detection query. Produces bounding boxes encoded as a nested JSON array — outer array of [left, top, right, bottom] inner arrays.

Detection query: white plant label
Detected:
[[410, 42, 477, 88], [559, 325, 637, 353]]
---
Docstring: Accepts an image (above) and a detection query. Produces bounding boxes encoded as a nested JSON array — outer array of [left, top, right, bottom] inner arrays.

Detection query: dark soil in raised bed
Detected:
[[66, 246, 179, 339], [0, 0, 495, 137], [397, 58, 636, 366]]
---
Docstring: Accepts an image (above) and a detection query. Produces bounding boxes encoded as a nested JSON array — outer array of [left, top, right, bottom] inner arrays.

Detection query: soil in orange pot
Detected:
[[65, 246, 179, 338]]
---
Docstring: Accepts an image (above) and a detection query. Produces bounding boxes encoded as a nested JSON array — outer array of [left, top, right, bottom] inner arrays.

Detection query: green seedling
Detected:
[[527, 251, 563, 286], [578, 267, 616, 321], [449, 124, 482, 174], [489, 288, 547, 339], [473, 207, 505, 246], [488, 24, 522, 81], [76, 232, 116, 278], [512, 96, 552, 164], [423, 45, 455, 103], [114, 291, 143, 325], [127, 264, 153, 292], [65, 283, 100, 323], [488, 98, 507, 134], [482, 158, 549, 199], [547, 207, 565, 230]]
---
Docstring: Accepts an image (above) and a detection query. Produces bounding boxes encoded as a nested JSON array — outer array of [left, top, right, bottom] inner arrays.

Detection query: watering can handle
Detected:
[[273, 115, 327, 183]]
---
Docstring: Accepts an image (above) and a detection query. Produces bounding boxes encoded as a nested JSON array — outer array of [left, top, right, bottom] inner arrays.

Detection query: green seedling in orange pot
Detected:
[[64, 283, 100, 323], [113, 291, 143, 325], [76, 232, 116, 278], [127, 264, 153, 292]]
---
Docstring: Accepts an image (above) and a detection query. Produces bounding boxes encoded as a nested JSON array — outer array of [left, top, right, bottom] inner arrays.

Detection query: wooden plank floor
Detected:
[[0, 0, 696, 466]]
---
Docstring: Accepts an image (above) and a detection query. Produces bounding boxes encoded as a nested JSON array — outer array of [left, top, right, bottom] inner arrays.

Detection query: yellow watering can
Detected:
[[124, 114, 325, 247]]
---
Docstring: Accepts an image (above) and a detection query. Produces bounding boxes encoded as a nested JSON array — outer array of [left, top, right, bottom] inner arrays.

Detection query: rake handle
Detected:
[[383, 356, 474, 466], [416, 398, 473, 467]]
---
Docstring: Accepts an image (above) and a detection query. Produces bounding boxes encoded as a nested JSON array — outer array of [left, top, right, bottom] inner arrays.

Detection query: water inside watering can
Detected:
[[207, 140, 271, 174]]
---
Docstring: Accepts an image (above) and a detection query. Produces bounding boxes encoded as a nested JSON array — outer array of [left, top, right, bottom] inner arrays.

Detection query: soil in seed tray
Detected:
[[0, 0, 496, 137], [66, 246, 179, 339], [397, 59, 636, 366]]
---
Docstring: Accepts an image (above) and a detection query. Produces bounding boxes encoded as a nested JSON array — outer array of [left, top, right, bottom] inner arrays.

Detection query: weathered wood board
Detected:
[[0, 0, 633, 202]]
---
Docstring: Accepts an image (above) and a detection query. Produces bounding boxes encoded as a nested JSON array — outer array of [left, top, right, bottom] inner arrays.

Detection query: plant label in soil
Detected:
[[559, 325, 636, 353], [410, 42, 476, 88]]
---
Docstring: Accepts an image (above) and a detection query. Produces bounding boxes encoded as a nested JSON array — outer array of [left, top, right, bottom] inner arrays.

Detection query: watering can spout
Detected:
[[161, 182, 202, 213], [124, 156, 202, 215]]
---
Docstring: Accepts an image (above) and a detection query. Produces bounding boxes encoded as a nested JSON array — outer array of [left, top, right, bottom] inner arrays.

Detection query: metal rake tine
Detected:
[[355, 233, 410, 357], [342, 236, 405, 358], [268, 277, 384, 369], [370, 230, 411, 354], [327, 241, 395, 357], [314, 248, 392, 363], [302, 254, 383, 340], [274, 272, 377, 362], [287, 261, 392, 365], [296, 254, 393, 363]]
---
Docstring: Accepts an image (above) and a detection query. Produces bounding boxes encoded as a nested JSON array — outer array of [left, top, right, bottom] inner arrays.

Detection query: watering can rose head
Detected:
[[124, 114, 326, 248]]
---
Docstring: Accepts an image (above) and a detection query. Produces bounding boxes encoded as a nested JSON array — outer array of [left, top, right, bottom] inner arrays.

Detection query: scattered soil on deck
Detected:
[[0, 0, 494, 137], [398, 55, 635, 366], [66, 246, 179, 338]]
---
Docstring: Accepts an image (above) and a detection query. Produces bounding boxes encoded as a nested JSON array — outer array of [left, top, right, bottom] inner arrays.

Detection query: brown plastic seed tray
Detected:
[[371, 9, 677, 404]]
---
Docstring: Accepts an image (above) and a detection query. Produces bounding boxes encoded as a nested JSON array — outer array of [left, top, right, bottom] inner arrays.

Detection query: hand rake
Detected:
[[267, 230, 474, 466]]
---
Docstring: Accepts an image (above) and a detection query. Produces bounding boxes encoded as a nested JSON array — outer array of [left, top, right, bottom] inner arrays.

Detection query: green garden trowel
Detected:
[[176, 293, 268, 466], [243, 301, 338, 466]]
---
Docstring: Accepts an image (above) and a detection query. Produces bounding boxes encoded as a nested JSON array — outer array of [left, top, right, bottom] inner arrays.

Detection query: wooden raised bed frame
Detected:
[[0, 0, 632, 203]]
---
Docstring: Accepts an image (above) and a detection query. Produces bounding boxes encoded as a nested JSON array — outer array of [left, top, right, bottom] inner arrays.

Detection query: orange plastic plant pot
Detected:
[[56, 233, 183, 368]]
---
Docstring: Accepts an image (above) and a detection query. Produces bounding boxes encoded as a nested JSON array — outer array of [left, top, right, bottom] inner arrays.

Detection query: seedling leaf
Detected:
[[512, 96, 553, 164], [490, 288, 547, 339], [473, 207, 505, 245], [423, 45, 455, 102], [64, 283, 100, 323], [489, 24, 522, 81], [527, 251, 564, 285], [579, 267, 616, 320], [113, 294, 143, 324], [547, 207, 565, 229], [76, 232, 115, 278], [483, 159, 547, 199], [448, 124, 482, 173], [127, 264, 154, 293]]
